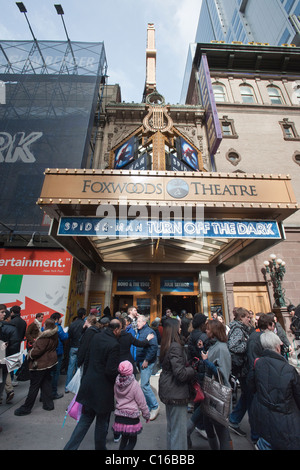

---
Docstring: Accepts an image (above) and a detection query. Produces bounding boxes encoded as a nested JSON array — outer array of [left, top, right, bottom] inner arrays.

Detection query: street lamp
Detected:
[[263, 254, 286, 307], [16, 2, 47, 70]]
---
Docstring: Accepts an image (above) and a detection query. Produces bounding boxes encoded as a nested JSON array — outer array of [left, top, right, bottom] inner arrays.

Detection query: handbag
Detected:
[[62, 395, 83, 427], [15, 357, 30, 382], [201, 368, 232, 426], [192, 381, 205, 403]]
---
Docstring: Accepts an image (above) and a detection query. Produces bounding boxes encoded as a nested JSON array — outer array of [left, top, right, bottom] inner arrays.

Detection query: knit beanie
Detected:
[[118, 360, 133, 376]]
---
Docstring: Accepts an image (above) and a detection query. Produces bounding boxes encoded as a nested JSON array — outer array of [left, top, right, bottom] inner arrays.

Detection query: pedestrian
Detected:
[[63, 319, 122, 450], [289, 304, 300, 365], [158, 317, 196, 450], [180, 310, 192, 342], [14, 318, 58, 416], [186, 313, 210, 445], [76, 314, 100, 374], [127, 306, 139, 333], [1, 310, 18, 404], [25, 313, 44, 350], [9, 305, 27, 352], [132, 315, 159, 420], [112, 360, 150, 450], [119, 316, 154, 375], [50, 312, 68, 400], [268, 312, 292, 359], [65, 308, 86, 393], [201, 319, 233, 450], [227, 307, 251, 437], [0, 307, 19, 422], [248, 331, 300, 450]]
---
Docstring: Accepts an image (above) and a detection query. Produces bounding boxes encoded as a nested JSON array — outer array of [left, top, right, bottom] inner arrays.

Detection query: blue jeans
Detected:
[[65, 347, 78, 390], [64, 406, 110, 450], [138, 361, 158, 411], [166, 405, 188, 450]]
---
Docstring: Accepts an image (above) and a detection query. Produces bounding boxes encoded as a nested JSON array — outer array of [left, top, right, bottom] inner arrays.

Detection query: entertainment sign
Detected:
[[57, 217, 281, 240]]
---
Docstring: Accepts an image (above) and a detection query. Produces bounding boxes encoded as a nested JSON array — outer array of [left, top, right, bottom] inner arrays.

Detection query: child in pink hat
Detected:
[[113, 360, 150, 450]]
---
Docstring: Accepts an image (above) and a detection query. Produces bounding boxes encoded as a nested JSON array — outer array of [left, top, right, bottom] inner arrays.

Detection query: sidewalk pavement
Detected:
[[0, 372, 255, 451]]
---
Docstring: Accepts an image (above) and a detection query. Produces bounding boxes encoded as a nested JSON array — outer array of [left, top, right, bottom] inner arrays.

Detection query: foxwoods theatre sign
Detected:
[[58, 217, 281, 240]]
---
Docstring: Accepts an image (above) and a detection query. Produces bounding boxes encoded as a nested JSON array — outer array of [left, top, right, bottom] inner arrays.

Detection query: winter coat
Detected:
[[77, 325, 100, 373], [291, 307, 300, 339], [9, 314, 27, 348], [206, 339, 232, 387], [119, 330, 151, 374], [228, 320, 249, 377], [0, 321, 20, 356], [76, 328, 120, 415], [114, 373, 150, 421], [247, 329, 264, 369], [133, 324, 158, 364], [27, 326, 58, 371], [248, 349, 300, 450], [68, 317, 85, 348], [159, 341, 195, 405], [55, 323, 68, 356]]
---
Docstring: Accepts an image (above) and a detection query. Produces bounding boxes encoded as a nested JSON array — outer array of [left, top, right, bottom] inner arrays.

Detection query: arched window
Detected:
[[240, 84, 256, 103], [267, 86, 284, 105], [212, 83, 227, 102]]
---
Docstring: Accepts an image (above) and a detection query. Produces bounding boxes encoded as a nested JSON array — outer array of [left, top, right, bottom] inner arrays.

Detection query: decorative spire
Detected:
[[143, 23, 157, 101]]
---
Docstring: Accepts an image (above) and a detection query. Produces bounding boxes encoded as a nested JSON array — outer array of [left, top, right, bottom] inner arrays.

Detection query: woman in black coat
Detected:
[[158, 318, 195, 450], [248, 331, 300, 450]]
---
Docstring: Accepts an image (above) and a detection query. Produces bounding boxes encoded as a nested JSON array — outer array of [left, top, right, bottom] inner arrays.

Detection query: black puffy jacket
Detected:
[[0, 321, 20, 356], [248, 349, 300, 450]]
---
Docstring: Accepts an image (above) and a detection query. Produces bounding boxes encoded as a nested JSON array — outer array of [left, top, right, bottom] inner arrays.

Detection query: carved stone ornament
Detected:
[[143, 91, 173, 135]]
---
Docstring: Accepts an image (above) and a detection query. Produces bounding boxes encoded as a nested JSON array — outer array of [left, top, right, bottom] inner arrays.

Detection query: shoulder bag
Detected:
[[201, 368, 232, 426]]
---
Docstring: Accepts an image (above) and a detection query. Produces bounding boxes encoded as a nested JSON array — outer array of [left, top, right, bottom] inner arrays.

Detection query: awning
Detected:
[[38, 169, 298, 273]]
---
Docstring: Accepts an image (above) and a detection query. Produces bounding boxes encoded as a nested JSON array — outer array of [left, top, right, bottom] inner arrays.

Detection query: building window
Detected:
[[279, 118, 300, 141], [220, 116, 238, 138], [226, 149, 241, 166], [240, 84, 256, 103], [268, 86, 284, 105], [212, 83, 227, 102]]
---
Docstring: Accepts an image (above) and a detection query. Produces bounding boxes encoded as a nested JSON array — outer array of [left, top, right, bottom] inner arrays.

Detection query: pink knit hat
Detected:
[[118, 360, 133, 376]]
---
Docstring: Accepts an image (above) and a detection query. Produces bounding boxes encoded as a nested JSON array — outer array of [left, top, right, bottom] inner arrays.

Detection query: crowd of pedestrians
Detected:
[[0, 301, 299, 451]]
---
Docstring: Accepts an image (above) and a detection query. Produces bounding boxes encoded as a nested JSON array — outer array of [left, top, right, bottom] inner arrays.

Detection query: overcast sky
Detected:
[[0, 0, 202, 104]]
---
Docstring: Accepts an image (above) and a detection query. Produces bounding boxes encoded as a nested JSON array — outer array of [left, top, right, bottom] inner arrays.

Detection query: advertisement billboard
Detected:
[[0, 248, 72, 327]]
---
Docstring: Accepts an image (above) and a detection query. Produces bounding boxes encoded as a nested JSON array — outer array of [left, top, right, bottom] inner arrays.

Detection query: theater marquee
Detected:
[[37, 169, 298, 272], [39, 169, 297, 209]]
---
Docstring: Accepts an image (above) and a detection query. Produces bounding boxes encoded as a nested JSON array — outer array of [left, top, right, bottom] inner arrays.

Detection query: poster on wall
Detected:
[[0, 248, 72, 327], [177, 137, 199, 171], [114, 136, 135, 169]]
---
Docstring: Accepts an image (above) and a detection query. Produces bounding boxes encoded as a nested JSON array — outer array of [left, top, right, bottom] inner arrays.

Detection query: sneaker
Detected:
[[150, 406, 160, 421], [114, 434, 121, 443], [228, 422, 247, 437], [6, 391, 14, 404], [52, 393, 64, 400], [195, 427, 208, 440]]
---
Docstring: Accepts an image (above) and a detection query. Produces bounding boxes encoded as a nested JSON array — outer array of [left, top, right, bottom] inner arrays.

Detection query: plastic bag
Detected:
[[66, 366, 82, 394]]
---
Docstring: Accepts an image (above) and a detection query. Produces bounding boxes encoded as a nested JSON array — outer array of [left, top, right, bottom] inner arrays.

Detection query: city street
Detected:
[[0, 372, 254, 453]]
